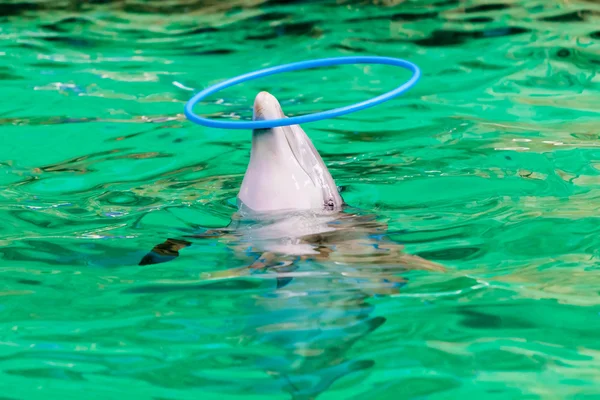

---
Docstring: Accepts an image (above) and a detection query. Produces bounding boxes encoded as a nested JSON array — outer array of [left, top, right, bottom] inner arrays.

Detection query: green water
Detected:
[[2, 0, 600, 398]]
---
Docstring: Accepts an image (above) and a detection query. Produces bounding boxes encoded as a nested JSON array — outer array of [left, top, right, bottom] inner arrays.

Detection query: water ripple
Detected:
[[1, 0, 600, 398]]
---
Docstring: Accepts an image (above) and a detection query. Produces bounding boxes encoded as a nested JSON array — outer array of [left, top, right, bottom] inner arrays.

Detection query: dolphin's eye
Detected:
[[324, 199, 335, 210]]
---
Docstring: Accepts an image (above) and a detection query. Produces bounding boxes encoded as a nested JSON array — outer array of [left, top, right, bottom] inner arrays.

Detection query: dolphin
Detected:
[[134, 91, 444, 399], [140, 91, 443, 278]]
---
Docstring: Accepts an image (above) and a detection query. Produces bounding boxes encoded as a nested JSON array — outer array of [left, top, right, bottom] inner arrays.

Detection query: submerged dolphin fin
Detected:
[[203, 252, 298, 289], [138, 237, 297, 289], [139, 238, 191, 266]]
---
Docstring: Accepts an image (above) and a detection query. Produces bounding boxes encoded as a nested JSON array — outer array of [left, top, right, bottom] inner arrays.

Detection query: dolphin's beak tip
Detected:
[[256, 90, 273, 99], [253, 91, 283, 121]]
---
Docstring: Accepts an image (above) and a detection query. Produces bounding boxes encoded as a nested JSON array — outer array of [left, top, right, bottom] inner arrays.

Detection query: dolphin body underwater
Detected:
[[136, 91, 444, 399]]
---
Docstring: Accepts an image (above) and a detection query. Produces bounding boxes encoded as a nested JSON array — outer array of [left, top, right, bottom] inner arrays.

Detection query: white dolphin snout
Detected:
[[253, 91, 285, 121]]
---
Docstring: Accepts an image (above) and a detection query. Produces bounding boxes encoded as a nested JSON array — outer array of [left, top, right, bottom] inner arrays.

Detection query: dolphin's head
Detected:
[[237, 91, 343, 214]]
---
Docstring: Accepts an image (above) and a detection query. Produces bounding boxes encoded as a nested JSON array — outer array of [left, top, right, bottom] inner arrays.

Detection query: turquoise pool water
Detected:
[[1, 0, 600, 398]]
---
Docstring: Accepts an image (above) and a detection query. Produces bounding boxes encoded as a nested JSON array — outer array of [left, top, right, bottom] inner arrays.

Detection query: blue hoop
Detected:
[[184, 56, 420, 130]]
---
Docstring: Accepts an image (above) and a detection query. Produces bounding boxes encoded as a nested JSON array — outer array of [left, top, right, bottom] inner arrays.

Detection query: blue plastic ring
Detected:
[[184, 56, 420, 130]]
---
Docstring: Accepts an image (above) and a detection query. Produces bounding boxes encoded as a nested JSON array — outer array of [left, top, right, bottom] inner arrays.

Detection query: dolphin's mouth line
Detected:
[[282, 127, 319, 187]]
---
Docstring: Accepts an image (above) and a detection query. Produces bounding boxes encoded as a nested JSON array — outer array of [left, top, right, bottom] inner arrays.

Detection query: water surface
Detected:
[[1, 0, 600, 399]]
